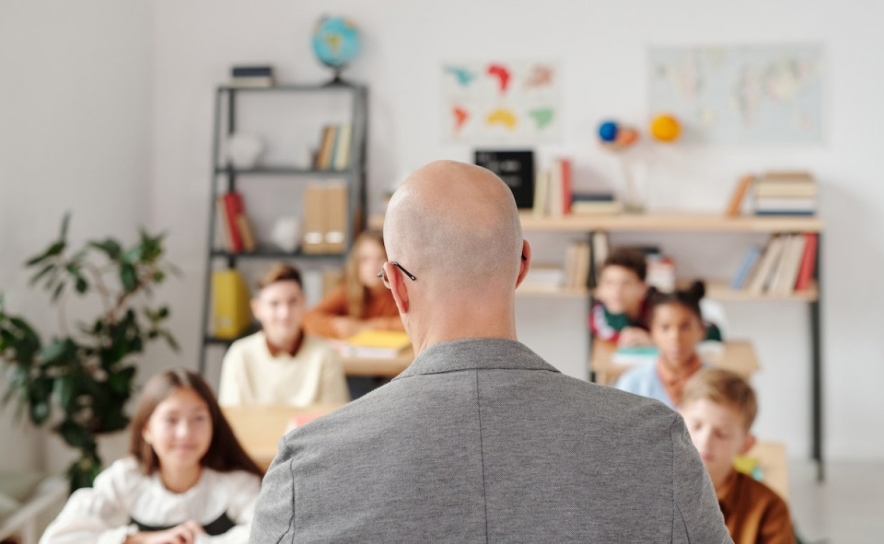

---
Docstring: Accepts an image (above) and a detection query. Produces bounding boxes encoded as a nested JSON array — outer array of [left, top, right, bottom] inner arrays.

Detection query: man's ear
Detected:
[[738, 433, 757, 456], [515, 240, 532, 288], [386, 264, 410, 314]]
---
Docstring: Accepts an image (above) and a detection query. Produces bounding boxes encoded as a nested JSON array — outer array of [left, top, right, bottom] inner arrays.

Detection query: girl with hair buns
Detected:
[[41, 370, 263, 544], [303, 230, 403, 339], [615, 281, 711, 409]]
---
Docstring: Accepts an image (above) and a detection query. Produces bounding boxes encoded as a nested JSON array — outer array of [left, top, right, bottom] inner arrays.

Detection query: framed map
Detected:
[[442, 60, 562, 144], [649, 45, 824, 143]]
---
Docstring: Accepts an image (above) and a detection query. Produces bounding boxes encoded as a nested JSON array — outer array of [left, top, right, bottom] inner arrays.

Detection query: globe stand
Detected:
[[322, 67, 354, 88]]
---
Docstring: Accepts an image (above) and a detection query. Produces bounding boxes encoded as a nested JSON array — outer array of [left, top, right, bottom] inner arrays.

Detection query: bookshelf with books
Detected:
[[199, 83, 369, 374]]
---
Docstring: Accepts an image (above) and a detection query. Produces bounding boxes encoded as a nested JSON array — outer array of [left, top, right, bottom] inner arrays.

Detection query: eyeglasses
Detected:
[[377, 261, 417, 286]]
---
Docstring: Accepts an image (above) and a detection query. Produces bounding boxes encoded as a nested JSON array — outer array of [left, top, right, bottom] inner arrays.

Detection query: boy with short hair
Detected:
[[218, 262, 350, 407], [681, 368, 795, 544], [589, 247, 652, 346]]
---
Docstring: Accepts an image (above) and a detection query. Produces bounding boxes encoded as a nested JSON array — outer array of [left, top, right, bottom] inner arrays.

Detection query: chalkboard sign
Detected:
[[474, 150, 535, 209]]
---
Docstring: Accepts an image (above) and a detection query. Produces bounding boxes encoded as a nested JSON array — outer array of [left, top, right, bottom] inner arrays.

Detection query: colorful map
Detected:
[[442, 60, 561, 144], [649, 45, 824, 143]]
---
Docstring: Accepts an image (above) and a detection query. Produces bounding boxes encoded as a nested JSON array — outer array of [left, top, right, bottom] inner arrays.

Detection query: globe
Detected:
[[311, 16, 361, 77]]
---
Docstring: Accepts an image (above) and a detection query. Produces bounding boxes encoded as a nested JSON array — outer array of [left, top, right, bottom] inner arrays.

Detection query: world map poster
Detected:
[[442, 60, 562, 144], [649, 45, 824, 144]]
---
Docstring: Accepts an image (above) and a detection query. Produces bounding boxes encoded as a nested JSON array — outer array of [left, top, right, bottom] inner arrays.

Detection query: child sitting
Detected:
[[681, 368, 795, 544], [614, 281, 707, 408], [303, 230, 404, 339], [590, 248, 653, 347], [218, 263, 349, 407], [41, 370, 264, 544]]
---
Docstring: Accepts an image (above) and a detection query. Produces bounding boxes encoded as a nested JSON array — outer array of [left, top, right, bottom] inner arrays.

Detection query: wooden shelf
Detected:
[[516, 286, 590, 298], [210, 249, 345, 260], [518, 212, 823, 233], [369, 212, 822, 233], [704, 280, 819, 302], [214, 166, 352, 177]]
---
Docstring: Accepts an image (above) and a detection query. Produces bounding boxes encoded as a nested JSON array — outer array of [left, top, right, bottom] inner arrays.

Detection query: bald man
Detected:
[[250, 161, 730, 543]]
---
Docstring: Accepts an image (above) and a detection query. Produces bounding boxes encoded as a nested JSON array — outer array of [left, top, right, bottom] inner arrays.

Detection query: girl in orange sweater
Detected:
[[303, 230, 404, 339]]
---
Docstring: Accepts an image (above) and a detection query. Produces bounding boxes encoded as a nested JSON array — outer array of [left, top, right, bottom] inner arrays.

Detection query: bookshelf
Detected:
[[520, 211, 825, 482], [198, 83, 369, 375]]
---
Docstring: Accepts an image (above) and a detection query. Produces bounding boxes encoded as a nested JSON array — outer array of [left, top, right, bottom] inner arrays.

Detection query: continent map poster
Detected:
[[649, 45, 824, 143], [442, 60, 562, 144]]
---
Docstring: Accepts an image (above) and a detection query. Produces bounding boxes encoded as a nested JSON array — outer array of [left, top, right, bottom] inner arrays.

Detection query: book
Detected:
[[591, 232, 609, 286], [574, 242, 591, 289], [611, 346, 659, 366], [549, 162, 563, 217], [730, 245, 762, 290], [317, 125, 338, 170], [770, 235, 806, 294], [231, 65, 274, 78], [475, 150, 535, 209], [228, 76, 275, 88], [302, 184, 328, 254], [755, 197, 817, 213], [726, 174, 754, 217], [212, 269, 252, 339], [222, 193, 244, 252], [572, 192, 616, 202], [236, 215, 256, 253], [216, 196, 236, 252], [522, 264, 566, 291], [747, 236, 785, 294], [532, 171, 549, 217], [333, 124, 352, 171], [324, 183, 348, 254], [341, 330, 411, 358], [794, 233, 819, 291], [558, 158, 572, 215], [761, 170, 814, 182], [754, 182, 818, 198], [570, 201, 623, 215]]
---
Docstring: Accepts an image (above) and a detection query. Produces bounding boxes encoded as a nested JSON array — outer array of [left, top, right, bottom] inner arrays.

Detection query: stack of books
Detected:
[[563, 241, 592, 290], [752, 171, 817, 216], [229, 65, 275, 88], [646, 254, 676, 293], [532, 158, 572, 217], [570, 192, 622, 215], [313, 124, 352, 171], [730, 234, 819, 294], [520, 265, 566, 292], [216, 192, 256, 253]]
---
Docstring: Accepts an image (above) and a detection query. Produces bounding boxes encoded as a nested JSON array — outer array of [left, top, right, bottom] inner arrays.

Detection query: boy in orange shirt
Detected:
[[681, 368, 795, 544]]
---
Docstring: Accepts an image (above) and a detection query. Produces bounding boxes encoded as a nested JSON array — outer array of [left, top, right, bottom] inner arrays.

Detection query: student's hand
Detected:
[[128, 521, 205, 544], [618, 327, 653, 347], [331, 317, 364, 338]]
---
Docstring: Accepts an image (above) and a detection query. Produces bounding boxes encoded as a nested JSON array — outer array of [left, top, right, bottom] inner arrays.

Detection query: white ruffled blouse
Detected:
[[39, 456, 261, 544]]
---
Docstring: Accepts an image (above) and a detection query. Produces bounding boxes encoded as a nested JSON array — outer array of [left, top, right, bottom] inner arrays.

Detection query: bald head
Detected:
[[384, 160, 523, 292]]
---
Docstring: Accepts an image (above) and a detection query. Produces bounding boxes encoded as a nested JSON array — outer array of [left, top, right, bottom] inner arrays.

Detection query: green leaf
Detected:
[[60, 213, 71, 239], [29, 263, 56, 286], [29, 400, 50, 425], [152, 270, 166, 284], [108, 366, 136, 395], [122, 246, 143, 265], [88, 239, 122, 260], [51, 281, 66, 302], [25, 241, 65, 267], [75, 276, 89, 294], [160, 330, 180, 352], [40, 340, 67, 364], [58, 420, 92, 449], [53, 375, 77, 410], [119, 265, 137, 292], [157, 306, 169, 319]]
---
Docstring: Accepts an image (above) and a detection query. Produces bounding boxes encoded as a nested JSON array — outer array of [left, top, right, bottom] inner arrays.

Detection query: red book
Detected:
[[560, 158, 572, 215], [222, 192, 243, 252], [795, 233, 818, 291]]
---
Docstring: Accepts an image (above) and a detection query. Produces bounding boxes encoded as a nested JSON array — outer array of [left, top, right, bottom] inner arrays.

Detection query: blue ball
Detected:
[[598, 121, 619, 142]]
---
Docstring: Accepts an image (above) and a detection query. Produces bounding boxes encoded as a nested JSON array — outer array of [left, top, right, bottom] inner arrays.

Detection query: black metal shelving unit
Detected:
[[198, 83, 369, 375]]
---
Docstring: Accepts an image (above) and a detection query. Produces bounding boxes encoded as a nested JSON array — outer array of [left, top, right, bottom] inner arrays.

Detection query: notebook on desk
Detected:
[[340, 330, 411, 359]]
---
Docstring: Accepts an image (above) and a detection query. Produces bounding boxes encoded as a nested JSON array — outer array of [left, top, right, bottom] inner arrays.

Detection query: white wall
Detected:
[[0, 0, 154, 470], [148, 0, 884, 461]]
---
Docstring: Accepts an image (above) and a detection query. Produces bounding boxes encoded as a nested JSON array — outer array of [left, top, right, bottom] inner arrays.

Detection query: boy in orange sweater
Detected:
[[682, 368, 795, 544]]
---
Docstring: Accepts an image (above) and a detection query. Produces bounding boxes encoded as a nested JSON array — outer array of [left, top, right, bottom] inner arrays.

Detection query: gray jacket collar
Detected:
[[394, 338, 561, 380]]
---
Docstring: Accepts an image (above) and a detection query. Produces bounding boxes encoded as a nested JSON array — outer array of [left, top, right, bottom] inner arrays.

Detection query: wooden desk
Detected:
[[591, 340, 760, 386], [340, 349, 414, 378], [745, 441, 789, 502], [222, 403, 345, 469]]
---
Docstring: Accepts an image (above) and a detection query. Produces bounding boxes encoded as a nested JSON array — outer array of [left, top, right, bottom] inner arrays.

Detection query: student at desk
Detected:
[[218, 263, 349, 407], [41, 370, 264, 544], [615, 281, 709, 409], [681, 369, 796, 544], [303, 230, 403, 339]]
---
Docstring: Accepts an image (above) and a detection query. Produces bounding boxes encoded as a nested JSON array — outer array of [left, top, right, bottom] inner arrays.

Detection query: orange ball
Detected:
[[615, 127, 639, 146], [650, 114, 681, 142]]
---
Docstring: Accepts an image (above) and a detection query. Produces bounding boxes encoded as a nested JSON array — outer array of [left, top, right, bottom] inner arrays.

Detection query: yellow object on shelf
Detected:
[[212, 269, 252, 339], [342, 330, 411, 358]]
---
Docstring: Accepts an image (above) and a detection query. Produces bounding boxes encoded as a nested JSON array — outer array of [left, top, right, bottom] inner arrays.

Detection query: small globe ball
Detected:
[[650, 114, 681, 142], [312, 16, 361, 69], [598, 121, 619, 142]]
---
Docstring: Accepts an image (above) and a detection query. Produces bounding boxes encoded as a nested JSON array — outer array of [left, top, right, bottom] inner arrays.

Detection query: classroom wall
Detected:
[[148, 0, 884, 461], [0, 1, 154, 470]]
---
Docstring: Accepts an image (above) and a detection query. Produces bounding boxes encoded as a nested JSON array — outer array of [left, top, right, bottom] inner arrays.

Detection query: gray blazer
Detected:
[[250, 338, 731, 543]]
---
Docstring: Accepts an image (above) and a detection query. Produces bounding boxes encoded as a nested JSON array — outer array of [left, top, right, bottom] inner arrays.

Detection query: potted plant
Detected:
[[0, 215, 178, 492]]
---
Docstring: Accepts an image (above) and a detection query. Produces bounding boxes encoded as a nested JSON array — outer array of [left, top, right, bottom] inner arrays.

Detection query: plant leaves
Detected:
[[75, 276, 89, 294], [29, 263, 56, 286], [40, 340, 67, 364], [119, 265, 137, 292], [25, 241, 65, 267], [51, 281, 66, 302], [122, 246, 143, 265], [60, 213, 71, 240], [89, 239, 122, 260], [29, 400, 50, 425], [160, 330, 180, 352]]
